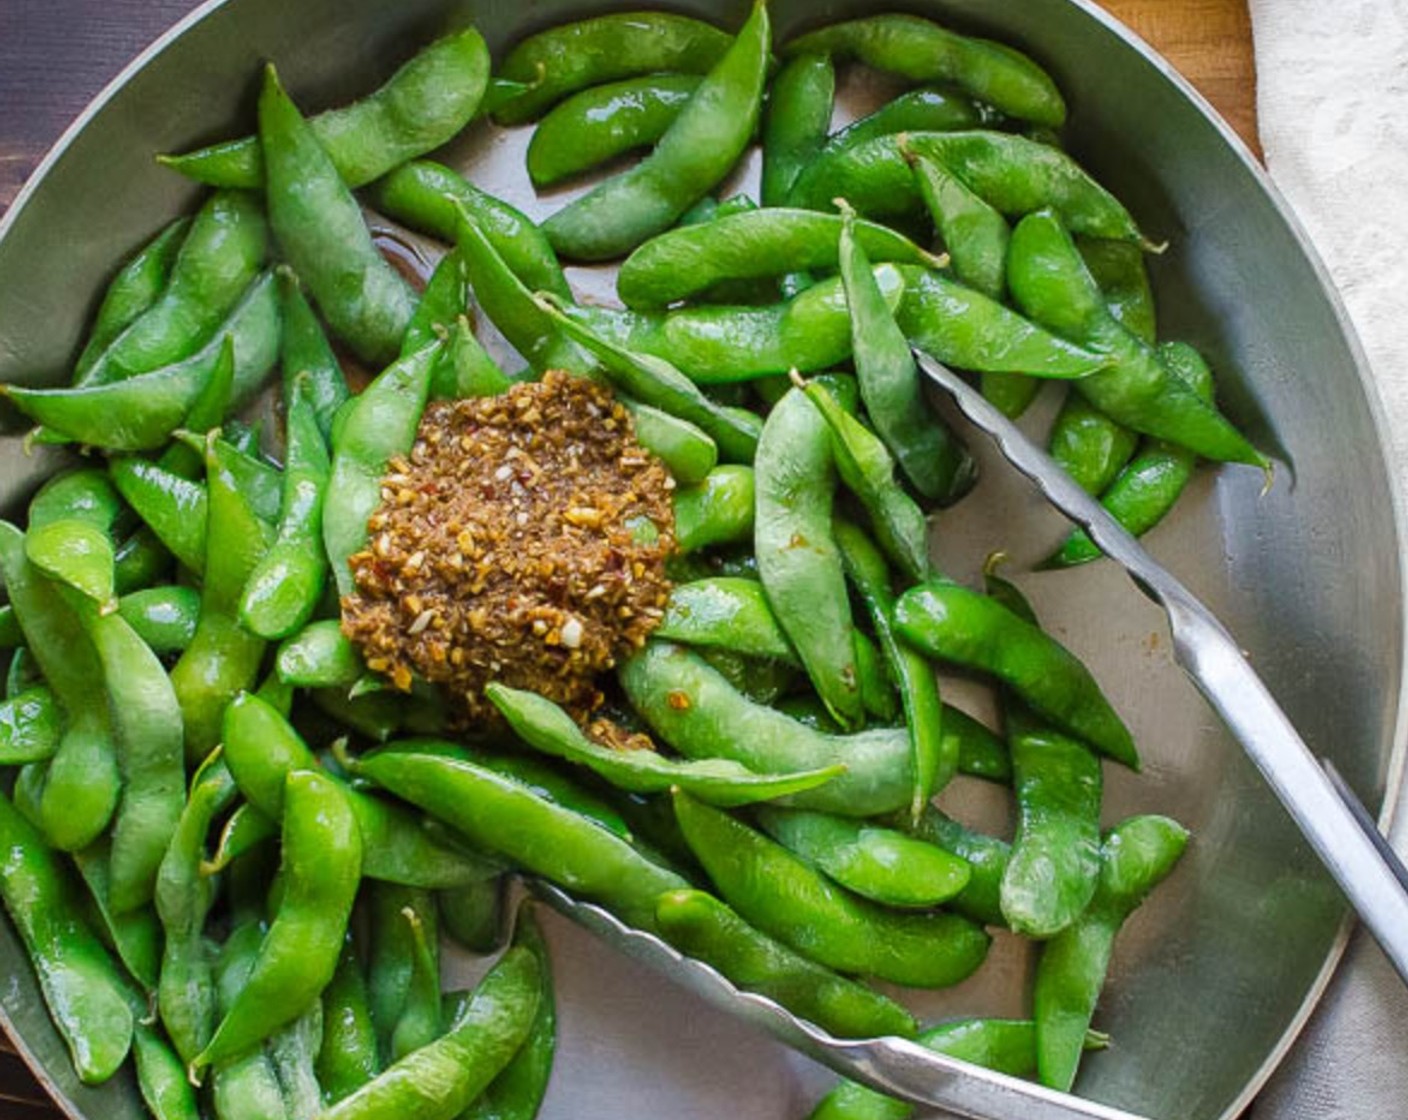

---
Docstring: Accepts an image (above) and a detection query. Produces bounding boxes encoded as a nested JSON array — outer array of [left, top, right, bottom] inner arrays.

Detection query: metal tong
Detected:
[[911, 349, 1408, 984], [533, 351, 1408, 1120]]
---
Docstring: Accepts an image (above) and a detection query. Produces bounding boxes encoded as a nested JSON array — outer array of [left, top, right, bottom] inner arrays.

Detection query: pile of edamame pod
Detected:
[[0, 3, 1269, 1118]]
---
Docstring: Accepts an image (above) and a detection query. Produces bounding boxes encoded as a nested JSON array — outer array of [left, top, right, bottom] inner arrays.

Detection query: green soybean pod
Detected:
[[894, 264, 1108, 379], [784, 14, 1065, 126], [170, 436, 273, 764], [1034, 815, 1189, 1090], [318, 934, 381, 1105], [437, 316, 514, 400], [69, 839, 162, 993], [321, 945, 540, 1120], [260, 65, 414, 364], [655, 889, 917, 1040], [324, 342, 440, 598], [901, 807, 1011, 929], [1043, 239, 1156, 497], [755, 381, 862, 729], [673, 791, 990, 988], [674, 465, 756, 553], [615, 209, 941, 312], [538, 295, 762, 463], [155, 751, 236, 1066], [131, 1022, 201, 1120], [7, 271, 281, 452], [160, 27, 491, 189], [834, 519, 951, 817], [439, 877, 505, 955], [645, 266, 906, 382], [0, 523, 119, 853], [494, 12, 731, 125], [209, 921, 293, 1120], [276, 620, 364, 688], [118, 586, 200, 655], [459, 903, 556, 1120], [74, 600, 186, 916], [192, 769, 363, 1074], [894, 579, 1138, 769], [454, 208, 592, 375], [1047, 394, 1141, 496], [279, 269, 351, 440], [223, 692, 499, 890], [350, 742, 689, 931], [239, 376, 331, 640], [754, 807, 971, 908], [624, 399, 719, 485], [74, 219, 191, 380], [109, 459, 208, 575], [528, 74, 702, 188], [798, 373, 931, 584], [1000, 702, 1103, 938], [906, 146, 1010, 301], [0, 686, 61, 764], [487, 683, 844, 807], [818, 87, 984, 159], [368, 161, 571, 301], [75, 191, 268, 388], [269, 1005, 324, 1120], [762, 53, 836, 207], [388, 900, 442, 1062], [0, 789, 134, 1084], [656, 577, 797, 663], [1045, 341, 1216, 568], [809, 1020, 1107, 1120], [620, 641, 915, 818], [1007, 210, 1267, 468], [543, 0, 772, 261]]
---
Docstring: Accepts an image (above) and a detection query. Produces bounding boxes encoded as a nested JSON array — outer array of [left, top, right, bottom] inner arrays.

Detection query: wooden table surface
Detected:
[[0, 0, 1259, 1114]]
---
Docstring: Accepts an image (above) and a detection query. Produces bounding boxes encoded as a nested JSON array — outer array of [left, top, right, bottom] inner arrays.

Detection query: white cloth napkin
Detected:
[[1248, 1, 1408, 1116]]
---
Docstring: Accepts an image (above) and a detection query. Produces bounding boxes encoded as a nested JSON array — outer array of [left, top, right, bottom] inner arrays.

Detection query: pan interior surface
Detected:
[[0, 2, 1398, 1119]]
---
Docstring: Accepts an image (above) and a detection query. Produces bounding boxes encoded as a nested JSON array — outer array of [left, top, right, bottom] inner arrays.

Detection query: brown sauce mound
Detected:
[[342, 370, 676, 722]]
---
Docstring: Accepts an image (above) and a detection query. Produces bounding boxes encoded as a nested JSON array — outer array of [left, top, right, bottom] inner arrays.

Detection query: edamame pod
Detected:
[[193, 769, 362, 1073], [161, 27, 491, 189], [1034, 815, 1189, 1089], [75, 191, 268, 388], [761, 54, 836, 207], [350, 741, 689, 930], [674, 792, 990, 987], [170, 436, 272, 763], [0, 789, 133, 1084], [894, 579, 1139, 769], [487, 683, 845, 807], [73, 219, 191, 379], [0, 522, 120, 852], [620, 641, 914, 817], [239, 375, 331, 639], [494, 12, 731, 125], [528, 74, 702, 188], [754, 808, 972, 909], [369, 161, 571, 301], [324, 343, 440, 598], [321, 945, 541, 1120], [616, 209, 942, 311], [784, 14, 1065, 126], [260, 65, 414, 364], [756, 379, 862, 728], [1007, 210, 1267, 467], [543, 1, 771, 260], [223, 693, 499, 889]]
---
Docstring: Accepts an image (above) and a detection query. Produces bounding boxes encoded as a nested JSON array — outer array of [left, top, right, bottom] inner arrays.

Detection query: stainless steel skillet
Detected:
[[0, 1, 1402, 1118]]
